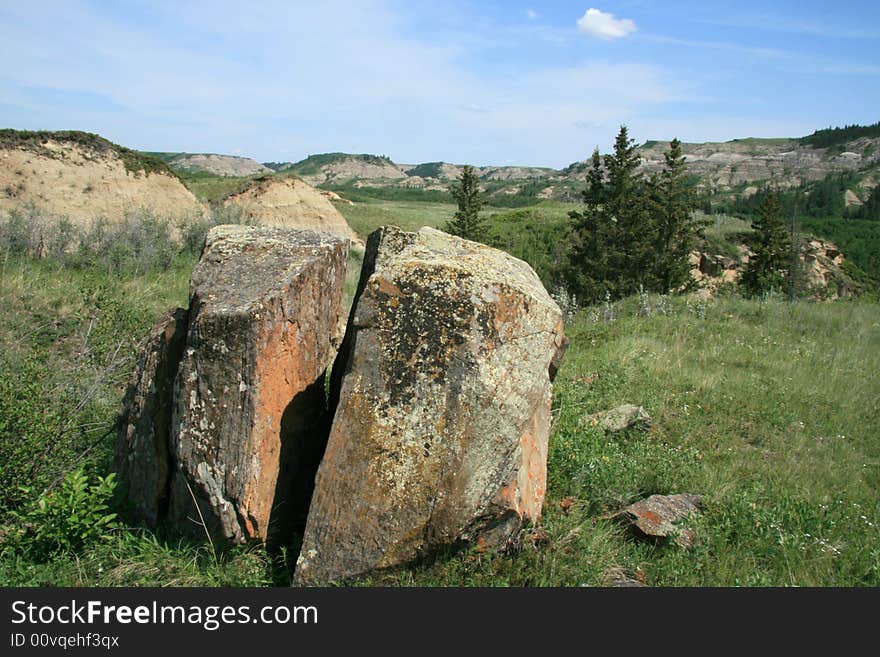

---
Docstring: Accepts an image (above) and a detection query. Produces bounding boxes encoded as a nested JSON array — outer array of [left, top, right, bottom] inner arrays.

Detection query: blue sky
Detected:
[[1, 1, 878, 167]]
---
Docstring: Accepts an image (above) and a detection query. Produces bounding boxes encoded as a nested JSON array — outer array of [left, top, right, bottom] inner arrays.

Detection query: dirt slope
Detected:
[[223, 176, 362, 244], [0, 132, 205, 221]]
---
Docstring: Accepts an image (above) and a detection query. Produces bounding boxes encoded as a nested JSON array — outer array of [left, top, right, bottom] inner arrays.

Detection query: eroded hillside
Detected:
[[0, 130, 205, 221]]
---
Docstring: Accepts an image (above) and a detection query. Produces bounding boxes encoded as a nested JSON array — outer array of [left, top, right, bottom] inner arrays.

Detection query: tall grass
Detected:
[[1, 205, 877, 586]]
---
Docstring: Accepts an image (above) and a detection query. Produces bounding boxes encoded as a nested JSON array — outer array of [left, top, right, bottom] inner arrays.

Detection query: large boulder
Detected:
[[294, 226, 567, 585], [117, 225, 348, 544]]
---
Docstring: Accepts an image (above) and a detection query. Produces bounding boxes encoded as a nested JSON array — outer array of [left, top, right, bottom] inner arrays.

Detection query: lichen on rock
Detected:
[[116, 225, 348, 544], [294, 226, 567, 585]]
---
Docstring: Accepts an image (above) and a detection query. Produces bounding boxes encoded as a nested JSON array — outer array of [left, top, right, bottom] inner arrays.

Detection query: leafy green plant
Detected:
[[4, 469, 120, 560]]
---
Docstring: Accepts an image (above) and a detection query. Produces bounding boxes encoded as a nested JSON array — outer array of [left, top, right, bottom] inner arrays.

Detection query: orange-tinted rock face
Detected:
[[294, 226, 567, 585], [172, 226, 347, 543], [118, 225, 348, 544]]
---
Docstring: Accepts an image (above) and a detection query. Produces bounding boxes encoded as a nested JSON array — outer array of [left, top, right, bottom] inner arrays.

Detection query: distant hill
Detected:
[[143, 151, 271, 177], [258, 123, 879, 206], [279, 153, 407, 186]]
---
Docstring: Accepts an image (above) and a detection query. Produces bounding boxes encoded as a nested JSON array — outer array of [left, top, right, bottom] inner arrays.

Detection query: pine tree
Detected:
[[860, 184, 880, 220], [605, 126, 657, 297], [739, 193, 791, 297], [565, 126, 657, 303], [564, 148, 611, 302], [653, 138, 705, 292], [444, 165, 486, 242]]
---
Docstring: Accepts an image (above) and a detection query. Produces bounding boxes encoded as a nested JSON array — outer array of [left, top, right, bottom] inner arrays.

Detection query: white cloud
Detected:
[[576, 8, 637, 40], [526, 9, 539, 21]]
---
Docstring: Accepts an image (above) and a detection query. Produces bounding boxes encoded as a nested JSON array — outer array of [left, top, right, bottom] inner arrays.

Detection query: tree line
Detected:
[[800, 121, 880, 149], [713, 172, 880, 221], [445, 126, 798, 304]]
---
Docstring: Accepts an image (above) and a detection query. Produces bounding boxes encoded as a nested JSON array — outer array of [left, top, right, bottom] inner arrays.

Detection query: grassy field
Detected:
[[1, 203, 878, 586], [367, 294, 880, 586]]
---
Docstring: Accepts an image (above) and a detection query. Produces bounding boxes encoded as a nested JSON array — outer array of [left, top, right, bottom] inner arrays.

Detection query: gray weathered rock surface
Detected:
[[294, 226, 567, 585], [117, 225, 348, 544], [587, 404, 652, 433], [115, 308, 188, 526]]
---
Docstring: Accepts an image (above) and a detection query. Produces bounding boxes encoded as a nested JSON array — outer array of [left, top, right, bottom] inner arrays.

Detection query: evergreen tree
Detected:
[[444, 165, 486, 242], [739, 193, 792, 297], [785, 218, 809, 300], [860, 184, 880, 220], [653, 138, 704, 292], [565, 126, 657, 303], [564, 148, 611, 302]]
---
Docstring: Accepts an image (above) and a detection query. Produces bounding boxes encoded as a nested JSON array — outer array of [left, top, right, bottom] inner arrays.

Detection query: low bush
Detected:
[[2, 469, 120, 561]]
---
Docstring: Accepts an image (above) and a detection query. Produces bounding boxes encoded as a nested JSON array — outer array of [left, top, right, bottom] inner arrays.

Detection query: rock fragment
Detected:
[[587, 404, 652, 433], [115, 309, 188, 526], [611, 493, 702, 548]]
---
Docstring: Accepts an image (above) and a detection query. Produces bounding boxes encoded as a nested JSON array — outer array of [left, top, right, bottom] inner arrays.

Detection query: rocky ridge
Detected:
[[165, 153, 272, 177], [253, 133, 880, 200], [690, 238, 856, 299]]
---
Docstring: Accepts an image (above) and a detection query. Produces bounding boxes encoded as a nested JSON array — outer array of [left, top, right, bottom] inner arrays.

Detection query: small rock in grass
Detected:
[[611, 493, 702, 548], [587, 404, 652, 433]]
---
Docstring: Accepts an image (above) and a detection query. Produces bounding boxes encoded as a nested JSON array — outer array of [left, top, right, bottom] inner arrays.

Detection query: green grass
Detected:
[[177, 171, 259, 204], [483, 203, 576, 285], [700, 213, 752, 258], [1, 205, 878, 587], [334, 195, 571, 246], [729, 137, 794, 146], [333, 197, 467, 236], [177, 170, 312, 206], [327, 184, 455, 205], [360, 294, 880, 586]]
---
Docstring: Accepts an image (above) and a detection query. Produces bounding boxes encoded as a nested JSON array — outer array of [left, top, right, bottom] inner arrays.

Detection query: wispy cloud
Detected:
[[576, 8, 638, 40], [819, 64, 880, 76], [642, 34, 800, 60], [699, 14, 880, 40], [526, 9, 539, 21]]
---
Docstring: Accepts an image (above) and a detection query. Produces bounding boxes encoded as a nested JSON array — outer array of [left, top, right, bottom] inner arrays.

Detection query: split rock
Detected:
[[117, 226, 348, 542], [294, 226, 567, 585], [166, 225, 348, 543]]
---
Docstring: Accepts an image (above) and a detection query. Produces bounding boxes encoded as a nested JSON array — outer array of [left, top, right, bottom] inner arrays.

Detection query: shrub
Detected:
[[71, 211, 177, 274], [178, 204, 253, 256], [3, 468, 120, 560]]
